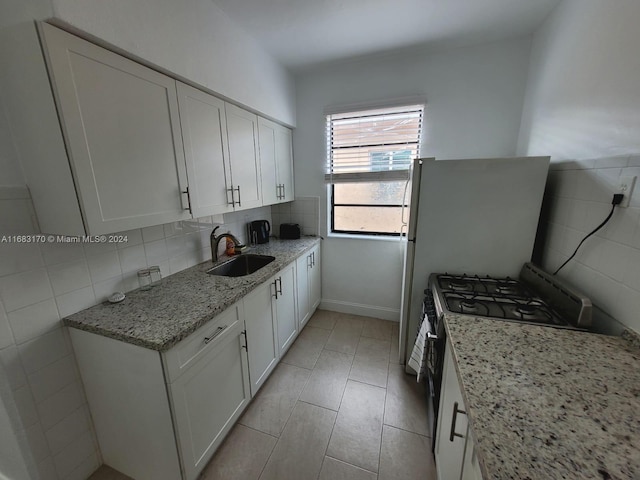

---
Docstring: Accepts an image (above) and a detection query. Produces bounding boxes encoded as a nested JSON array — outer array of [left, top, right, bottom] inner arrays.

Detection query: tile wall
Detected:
[[538, 155, 640, 334], [271, 196, 321, 238], [0, 192, 271, 480]]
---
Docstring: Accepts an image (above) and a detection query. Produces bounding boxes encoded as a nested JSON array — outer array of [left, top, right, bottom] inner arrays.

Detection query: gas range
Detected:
[[429, 263, 593, 330]]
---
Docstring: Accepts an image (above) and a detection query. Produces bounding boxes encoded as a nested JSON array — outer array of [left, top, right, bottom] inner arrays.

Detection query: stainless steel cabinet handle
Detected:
[[241, 330, 248, 351], [281, 184, 286, 199], [449, 401, 466, 442], [272, 280, 279, 299], [277, 277, 283, 296], [307, 253, 312, 269], [181, 187, 192, 214], [204, 325, 228, 344], [235, 186, 241, 207], [311, 251, 315, 267]]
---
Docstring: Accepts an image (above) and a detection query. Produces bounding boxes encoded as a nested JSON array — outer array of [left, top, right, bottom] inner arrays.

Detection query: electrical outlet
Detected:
[[617, 175, 637, 208]]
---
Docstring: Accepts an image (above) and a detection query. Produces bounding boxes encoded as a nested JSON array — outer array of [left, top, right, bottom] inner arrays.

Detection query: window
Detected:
[[325, 103, 424, 236]]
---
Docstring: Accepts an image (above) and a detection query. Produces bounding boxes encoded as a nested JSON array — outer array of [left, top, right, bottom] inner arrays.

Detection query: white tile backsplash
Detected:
[[8, 299, 60, 345], [25, 422, 50, 463], [13, 384, 39, 427], [39, 242, 85, 267], [0, 345, 27, 389], [55, 286, 96, 319], [47, 260, 91, 297], [18, 328, 70, 375], [271, 196, 320, 238], [144, 238, 169, 265], [0, 242, 44, 277], [540, 156, 640, 333], [27, 355, 78, 403], [65, 451, 100, 480], [117, 244, 147, 274], [0, 268, 53, 313], [0, 300, 13, 349], [53, 429, 96, 479], [45, 406, 90, 456], [86, 251, 122, 284], [116, 228, 143, 248], [141, 224, 165, 243], [37, 382, 86, 431]]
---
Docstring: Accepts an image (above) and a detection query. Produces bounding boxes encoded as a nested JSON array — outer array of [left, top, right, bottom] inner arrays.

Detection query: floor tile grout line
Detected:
[[378, 365, 389, 477], [324, 455, 379, 476], [236, 423, 280, 441], [380, 422, 433, 440]]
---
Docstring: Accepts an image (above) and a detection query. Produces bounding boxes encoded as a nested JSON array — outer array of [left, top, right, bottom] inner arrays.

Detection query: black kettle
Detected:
[[248, 220, 270, 244]]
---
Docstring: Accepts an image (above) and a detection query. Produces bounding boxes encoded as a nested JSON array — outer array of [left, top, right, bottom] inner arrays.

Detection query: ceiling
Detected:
[[212, 0, 561, 72]]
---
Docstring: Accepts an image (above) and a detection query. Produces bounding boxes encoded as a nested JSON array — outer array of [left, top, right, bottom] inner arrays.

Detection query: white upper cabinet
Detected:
[[225, 103, 262, 210], [176, 82, 234, 217], [39, 23, 191, 235], [258, 117, 294, 205], [29, 23, 290, 235]]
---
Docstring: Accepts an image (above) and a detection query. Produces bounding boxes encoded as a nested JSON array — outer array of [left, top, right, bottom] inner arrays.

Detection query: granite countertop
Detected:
[[64, 237, 320, 351], [445, 314, 640, 480]]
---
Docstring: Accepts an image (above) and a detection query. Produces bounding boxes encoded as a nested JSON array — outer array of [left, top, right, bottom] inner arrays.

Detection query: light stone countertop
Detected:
[[63, 237, 320, 351], [445, 314, 640, 480]]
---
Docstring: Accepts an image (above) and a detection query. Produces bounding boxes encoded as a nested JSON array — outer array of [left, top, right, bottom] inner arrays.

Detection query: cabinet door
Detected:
[[461, 425, 484, 480], [435, 340, 469, 480], [177, 82, 233, 217], [296, 254, 311, 329], [257, 118, 279, 205], [40, 23, 191, 234], [275, 126, 294, 202], [225, 103, 262, 210], [168, 319, 250, 480], [309, 245, 322, 313], [243, 280, 278, 396], [275, 263, 297, 355]]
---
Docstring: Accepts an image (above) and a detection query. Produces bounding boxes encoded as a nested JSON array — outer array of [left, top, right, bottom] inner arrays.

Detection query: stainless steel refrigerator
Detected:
[[399, 156, 550, 366]]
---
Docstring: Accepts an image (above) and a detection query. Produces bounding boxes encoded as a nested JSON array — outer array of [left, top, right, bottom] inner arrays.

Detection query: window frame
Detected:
[[330, 184, 409, 237], [325, 101, 424, 237]]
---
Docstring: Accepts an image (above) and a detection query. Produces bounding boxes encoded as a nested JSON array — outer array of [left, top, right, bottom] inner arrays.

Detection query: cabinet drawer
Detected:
[[163, 302, 244, 383]]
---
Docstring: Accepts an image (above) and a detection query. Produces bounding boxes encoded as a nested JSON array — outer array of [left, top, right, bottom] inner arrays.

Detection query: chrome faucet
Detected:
[[210, 226, 241, 262]]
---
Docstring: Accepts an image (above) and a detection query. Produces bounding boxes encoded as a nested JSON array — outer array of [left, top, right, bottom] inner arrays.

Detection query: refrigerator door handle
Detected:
[[400, 177, 410, 228]]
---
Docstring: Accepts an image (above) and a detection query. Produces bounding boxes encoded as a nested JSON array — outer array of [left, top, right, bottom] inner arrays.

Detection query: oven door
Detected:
[[423, 289, 446, 451]]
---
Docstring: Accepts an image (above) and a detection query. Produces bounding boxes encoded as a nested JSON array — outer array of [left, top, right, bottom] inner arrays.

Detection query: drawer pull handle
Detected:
[[449, 401, 466, 442], [204, 325, 228, 344]]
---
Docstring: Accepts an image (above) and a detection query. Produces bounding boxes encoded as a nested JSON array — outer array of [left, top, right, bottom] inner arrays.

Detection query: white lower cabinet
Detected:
[[243, 279, 279, 396], [166, 306, 250, 480], [435, 340, 483, 480], [461, 425, 484, 480], [273, 262, 298, 356], [296, 244, 321, 329]]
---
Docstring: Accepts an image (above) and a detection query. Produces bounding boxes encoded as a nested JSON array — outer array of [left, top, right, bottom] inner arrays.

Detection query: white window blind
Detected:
[[325, 104, 424, 183]]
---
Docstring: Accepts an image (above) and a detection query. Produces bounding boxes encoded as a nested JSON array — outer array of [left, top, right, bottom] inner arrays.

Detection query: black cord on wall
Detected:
[[552, 193, 624, 276]]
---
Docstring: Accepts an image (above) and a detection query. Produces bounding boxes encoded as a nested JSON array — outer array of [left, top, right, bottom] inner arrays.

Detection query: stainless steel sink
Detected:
[[206, 254, 275, 277]]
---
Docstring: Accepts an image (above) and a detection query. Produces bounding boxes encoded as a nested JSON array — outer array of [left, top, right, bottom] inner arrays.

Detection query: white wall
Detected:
[[294, 38, 533, 319], [517, 0, 640, 333], [50, 0, 295, 126]]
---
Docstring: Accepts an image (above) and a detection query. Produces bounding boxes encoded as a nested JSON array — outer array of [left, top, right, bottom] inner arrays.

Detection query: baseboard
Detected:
[[319, 299, 400, 322]]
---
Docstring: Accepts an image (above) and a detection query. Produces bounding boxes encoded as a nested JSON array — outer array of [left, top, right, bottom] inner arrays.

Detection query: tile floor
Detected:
[[89, 310, 436, 480]]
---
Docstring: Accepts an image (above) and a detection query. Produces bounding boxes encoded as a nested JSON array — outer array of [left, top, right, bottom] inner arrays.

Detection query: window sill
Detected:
[[327, 232, 403, 242]]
